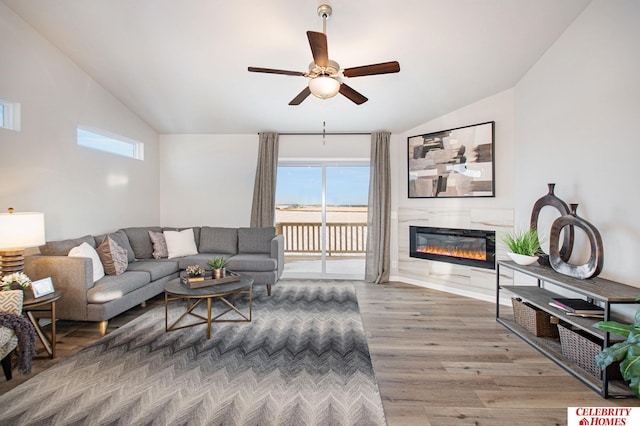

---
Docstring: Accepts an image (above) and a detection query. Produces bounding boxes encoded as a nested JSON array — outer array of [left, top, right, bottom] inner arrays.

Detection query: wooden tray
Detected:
[[180, 270, 241, 289]]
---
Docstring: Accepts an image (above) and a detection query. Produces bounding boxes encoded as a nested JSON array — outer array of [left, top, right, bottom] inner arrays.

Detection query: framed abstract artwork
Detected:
[[407, 121, 495, 198]]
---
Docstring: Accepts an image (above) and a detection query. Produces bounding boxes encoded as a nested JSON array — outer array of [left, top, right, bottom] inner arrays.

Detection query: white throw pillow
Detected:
[[164, 228, 198, 259], [68, 242, 105, 282]]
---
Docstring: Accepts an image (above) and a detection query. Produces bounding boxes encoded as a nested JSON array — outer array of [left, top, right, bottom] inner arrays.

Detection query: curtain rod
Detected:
[[260, 132, 370, 136]]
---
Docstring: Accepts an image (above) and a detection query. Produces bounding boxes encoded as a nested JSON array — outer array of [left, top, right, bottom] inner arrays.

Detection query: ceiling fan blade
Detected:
[[339, 83, 368, 105], [307, 31, 329, 68], [248, 67, 306, 77], [343, 61, 400, 78], [289, 87, 311, 106]]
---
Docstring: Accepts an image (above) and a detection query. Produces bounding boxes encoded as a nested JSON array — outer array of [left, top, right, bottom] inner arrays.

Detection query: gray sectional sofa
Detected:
[[24, 226, 284, 334]]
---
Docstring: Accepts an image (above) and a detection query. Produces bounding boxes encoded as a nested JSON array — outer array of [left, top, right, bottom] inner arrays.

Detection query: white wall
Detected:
[[279, 134, 370, 160], [0, 3, 159, 241], [391, 89, 515, 301], [159, 134, 258, 227], [514, 0, 640, 287], [159, 133, 371, 227]]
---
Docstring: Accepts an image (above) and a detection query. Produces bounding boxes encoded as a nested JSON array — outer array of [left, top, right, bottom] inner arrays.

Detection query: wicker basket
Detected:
[[511, 298, 559, 338], [558, 323, 602, 378]]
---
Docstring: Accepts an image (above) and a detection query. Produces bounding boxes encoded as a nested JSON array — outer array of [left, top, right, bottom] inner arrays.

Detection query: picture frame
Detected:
[[31, 277, 55, 298], [407, 121, 495, 198]]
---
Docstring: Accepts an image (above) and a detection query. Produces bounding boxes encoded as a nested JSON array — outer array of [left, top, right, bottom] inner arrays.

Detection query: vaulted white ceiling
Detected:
[[3, 0, 591, 134]]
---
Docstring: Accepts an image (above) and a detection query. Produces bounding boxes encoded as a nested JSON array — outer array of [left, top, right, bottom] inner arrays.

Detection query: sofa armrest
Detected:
[[270, 234, 284, 279], [24, 255, 92, 321]]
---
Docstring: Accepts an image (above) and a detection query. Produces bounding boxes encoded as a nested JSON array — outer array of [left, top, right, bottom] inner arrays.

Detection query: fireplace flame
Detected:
[[417, 246, 487, 261]]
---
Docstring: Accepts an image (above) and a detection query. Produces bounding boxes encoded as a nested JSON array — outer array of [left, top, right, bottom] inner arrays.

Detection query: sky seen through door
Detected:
[[276, 166, 370, 206]]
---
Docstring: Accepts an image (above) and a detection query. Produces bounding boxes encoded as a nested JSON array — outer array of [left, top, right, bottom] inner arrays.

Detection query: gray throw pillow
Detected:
[[96, 236, 128, 275]]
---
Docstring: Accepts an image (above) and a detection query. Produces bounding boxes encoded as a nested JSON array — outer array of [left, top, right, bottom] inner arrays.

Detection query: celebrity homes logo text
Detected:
[[568, 407, 639, 425]]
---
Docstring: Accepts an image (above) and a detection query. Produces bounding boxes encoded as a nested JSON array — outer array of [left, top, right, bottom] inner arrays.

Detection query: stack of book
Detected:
[[548, 298, 605, 318]]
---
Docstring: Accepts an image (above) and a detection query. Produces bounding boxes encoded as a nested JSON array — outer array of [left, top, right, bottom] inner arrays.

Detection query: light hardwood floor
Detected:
[[2, 281, 639, 425]]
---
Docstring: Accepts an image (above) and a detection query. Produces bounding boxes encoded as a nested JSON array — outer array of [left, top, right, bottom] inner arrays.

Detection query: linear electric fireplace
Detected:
[[409, 226, 496, 270]]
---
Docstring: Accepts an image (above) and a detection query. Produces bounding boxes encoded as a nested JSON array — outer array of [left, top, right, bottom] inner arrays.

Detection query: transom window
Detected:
[[0, 99, 21, 131], [77, 127, 144, 160]]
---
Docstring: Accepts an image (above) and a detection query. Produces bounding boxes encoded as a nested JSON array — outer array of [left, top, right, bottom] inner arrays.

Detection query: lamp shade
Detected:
[[0, 211, 45, 249], [308, 76, 340, 99]]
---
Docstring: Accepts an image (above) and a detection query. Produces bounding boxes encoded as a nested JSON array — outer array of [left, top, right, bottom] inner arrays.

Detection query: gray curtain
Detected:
[[250, 132, 279, 228], [365, 131, 391, 283]]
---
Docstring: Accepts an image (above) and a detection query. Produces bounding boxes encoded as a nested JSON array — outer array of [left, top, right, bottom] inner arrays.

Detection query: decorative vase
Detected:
[[213, 268, 225, 279], [549, 203, 603, 279], [507, 252, 539, 266], [8, 282, 24, 291], [529, 183, 574, 266]]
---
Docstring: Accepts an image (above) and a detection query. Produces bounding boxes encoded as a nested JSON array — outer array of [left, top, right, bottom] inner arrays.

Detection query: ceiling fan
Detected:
[[248, 4, 400, 106]]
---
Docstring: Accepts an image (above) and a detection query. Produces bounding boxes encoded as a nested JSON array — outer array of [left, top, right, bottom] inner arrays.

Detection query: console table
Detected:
[[496, 260, 639, 398]]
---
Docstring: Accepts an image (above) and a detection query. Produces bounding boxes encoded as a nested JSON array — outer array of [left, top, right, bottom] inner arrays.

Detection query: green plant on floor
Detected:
[[501, 228, 542, 257], [208, 257, 228, 270], [594, 296, 640, 398]]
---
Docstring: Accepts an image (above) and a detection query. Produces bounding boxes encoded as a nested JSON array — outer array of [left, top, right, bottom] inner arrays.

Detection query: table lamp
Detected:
[[0, 208, 46, 276]]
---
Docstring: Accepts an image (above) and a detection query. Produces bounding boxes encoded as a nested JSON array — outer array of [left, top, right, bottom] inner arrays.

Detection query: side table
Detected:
[[23, 292, 62, 358]]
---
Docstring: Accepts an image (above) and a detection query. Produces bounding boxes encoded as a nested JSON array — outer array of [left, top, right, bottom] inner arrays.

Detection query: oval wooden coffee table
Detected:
[[164, 274, 254, 339]]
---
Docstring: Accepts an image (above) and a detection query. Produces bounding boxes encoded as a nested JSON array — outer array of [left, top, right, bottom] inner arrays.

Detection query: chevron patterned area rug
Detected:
[[0, 281, 386, 426]]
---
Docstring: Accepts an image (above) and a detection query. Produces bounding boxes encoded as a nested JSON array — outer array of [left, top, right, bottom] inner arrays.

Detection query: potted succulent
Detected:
[[208, 257, 229, 279], [502, 228, 543, 266], [594, 298, 640, 398]]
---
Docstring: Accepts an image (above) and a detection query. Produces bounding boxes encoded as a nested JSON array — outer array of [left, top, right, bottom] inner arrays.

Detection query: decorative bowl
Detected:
[[507, 252, 539, 266]]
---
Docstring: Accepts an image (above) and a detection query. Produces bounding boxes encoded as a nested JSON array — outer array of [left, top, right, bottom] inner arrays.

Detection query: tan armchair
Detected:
[[0, 290, 24, 380]]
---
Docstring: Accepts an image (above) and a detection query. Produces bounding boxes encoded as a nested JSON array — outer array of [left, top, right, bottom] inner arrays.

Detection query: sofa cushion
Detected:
[[68, 242, 105, 282], [123, 227, 162, 260], [94, 230, 135, 263], [96, 236, 128, 276], [176, 253, 228, 270], [226, 253, 277, 272], [87, 271, 150, 304], [238, 227, 275, 254], [148, 231, 168, 259], [199, 227, 238, 255], [163, 227, 201, 249], [127, 260, 179, 281], [164, 228, 198, 259], [40, 235, 95, 256]]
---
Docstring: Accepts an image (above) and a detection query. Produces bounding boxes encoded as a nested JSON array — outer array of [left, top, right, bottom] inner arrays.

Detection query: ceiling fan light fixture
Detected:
[[308, 76, 340, 99]]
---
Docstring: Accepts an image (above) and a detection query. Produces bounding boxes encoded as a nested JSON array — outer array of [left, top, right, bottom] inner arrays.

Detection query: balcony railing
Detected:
[[276, 222, 367, 256]]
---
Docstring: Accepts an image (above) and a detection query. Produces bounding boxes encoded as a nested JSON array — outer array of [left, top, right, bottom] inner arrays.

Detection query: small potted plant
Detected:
[[594, 299, 640, 398], [208, 257, 229, 279], [185, 265, 205, 278], [502, 228, 543, 265]]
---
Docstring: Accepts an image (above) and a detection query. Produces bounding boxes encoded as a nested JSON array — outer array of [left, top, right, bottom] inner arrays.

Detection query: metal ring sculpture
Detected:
[[530, 183, 574, 266], [549, 204, 604, 279]]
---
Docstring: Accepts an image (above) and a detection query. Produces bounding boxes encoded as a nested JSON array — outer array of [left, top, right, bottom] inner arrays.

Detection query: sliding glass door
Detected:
[[275, 161, 369, 279]]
